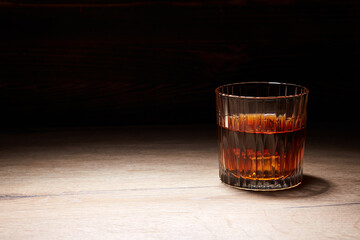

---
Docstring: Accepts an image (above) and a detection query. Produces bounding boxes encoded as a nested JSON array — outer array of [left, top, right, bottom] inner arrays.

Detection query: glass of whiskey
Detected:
[[215, 82, 309, 191]]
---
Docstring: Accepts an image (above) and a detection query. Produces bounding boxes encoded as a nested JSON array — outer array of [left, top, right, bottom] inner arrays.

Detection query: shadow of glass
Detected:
[[244, 174, 331, 198]]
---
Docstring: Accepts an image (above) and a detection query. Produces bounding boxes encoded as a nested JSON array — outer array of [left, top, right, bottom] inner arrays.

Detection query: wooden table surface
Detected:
[[0, 125, 359, 239]]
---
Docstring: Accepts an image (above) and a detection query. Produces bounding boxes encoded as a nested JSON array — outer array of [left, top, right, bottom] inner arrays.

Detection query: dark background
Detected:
[[0, 0, 358, 129]]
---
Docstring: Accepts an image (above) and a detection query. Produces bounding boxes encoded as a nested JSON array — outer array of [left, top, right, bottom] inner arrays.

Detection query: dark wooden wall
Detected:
[[0, 0, 358, 128]]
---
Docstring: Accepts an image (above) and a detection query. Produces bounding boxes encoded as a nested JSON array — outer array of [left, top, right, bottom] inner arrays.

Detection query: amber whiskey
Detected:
[[218, 114, 306, 189]]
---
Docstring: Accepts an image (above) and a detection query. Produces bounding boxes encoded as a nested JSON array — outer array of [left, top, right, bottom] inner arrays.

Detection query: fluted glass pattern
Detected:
[[216, 82, 309, 190]]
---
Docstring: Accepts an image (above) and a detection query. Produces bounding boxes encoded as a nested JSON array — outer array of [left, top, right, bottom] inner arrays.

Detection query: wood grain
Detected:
[[0, 125, 359, 239]]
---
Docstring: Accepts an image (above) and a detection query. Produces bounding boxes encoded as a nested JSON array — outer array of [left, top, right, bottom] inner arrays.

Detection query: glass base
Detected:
[[220, 168, 302, 191]]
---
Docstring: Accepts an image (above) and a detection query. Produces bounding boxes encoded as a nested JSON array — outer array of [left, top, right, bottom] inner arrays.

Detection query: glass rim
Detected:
[[215, 81, 309, 99]]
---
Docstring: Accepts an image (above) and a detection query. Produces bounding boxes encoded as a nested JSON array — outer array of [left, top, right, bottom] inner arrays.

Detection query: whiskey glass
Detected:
[[215, 82, 309, 191]]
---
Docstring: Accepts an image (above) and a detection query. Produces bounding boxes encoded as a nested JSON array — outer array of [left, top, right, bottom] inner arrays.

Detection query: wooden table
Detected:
[[0, 125, 359, 239]]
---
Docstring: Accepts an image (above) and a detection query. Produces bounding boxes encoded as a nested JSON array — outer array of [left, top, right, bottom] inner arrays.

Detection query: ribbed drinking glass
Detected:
[[216, 82, 309, 190]]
